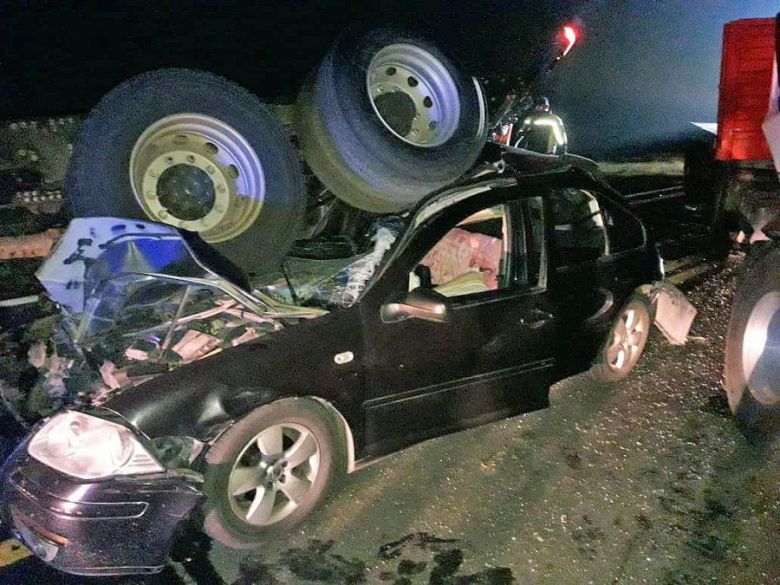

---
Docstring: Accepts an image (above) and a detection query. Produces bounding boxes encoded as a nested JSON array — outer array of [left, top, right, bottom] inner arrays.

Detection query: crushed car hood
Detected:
[[28, 218, 326, 415]]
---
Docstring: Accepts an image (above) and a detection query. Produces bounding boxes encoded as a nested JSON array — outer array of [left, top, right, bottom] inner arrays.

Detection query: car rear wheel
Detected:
[[202, 399, 345, 548], [66, 68, 305, 276], [724, 242, 780, 442], [590, 298, 651, 382], [297, 29, 488, 213]]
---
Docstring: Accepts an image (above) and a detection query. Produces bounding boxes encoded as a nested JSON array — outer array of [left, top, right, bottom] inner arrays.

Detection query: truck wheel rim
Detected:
[[366, 43, 461, 148], [227, 422, 321, 527], [607, 307, 647, 373], [130, 114, 265, 243], [742, 292, 780, 405]]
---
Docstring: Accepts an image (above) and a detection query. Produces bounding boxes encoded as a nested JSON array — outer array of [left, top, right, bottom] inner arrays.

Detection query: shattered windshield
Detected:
[[259, 220, 405, 310]]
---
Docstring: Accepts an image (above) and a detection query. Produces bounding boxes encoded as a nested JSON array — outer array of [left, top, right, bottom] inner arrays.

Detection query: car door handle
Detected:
[[519, 309, 554, 329]]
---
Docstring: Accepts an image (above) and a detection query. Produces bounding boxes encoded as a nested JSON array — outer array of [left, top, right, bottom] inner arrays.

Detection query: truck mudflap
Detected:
[[650, 281, 698, 346]]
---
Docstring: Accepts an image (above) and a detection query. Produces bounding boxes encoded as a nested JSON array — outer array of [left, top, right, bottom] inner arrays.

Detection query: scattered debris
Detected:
[[0, 228, 61, 260]]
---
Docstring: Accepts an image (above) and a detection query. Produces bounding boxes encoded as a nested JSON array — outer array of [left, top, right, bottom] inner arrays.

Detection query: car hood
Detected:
[[29, 218, 325, 416], [100, 306, 364, 442]]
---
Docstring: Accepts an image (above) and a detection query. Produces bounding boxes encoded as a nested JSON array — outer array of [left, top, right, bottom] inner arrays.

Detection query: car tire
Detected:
[[724, 242, 780, 443], [590, 297, 651, 383], [296, 28, 488, 213], [201, 398, 345, 548], [65, 68, 305, 277]]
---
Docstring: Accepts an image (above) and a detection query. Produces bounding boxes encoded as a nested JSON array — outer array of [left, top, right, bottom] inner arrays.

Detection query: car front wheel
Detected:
[[202, 399, 345, 548]]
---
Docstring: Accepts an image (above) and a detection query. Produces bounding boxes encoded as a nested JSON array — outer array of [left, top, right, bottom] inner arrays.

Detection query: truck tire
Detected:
[[65, 68, 305, 277], [297, 29, 488, 213], [724, 242, 780, 442]]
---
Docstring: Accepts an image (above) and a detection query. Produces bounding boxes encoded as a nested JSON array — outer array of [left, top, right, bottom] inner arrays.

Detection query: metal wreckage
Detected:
[[20, 215, 403, 418]]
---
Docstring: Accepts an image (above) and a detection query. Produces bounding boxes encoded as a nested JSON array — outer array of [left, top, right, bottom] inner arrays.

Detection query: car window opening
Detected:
[[550, 188, 609, 265], [410, 204, 510, 298], [260, 217, 407, 310]]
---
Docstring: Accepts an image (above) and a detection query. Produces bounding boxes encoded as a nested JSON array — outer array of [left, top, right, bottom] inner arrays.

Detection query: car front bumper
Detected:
[[2, 439, 205, 576]]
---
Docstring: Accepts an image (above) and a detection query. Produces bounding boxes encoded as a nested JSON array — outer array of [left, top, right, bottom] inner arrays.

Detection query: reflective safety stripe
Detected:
[[0, 539, 32, 567]]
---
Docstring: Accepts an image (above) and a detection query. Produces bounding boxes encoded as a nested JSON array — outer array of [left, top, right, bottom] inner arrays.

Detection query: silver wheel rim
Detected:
[[366, 43, 461, 148], [742, 292, 780, 405], [129, 113, 265, 243], [227, 422, 320, 527], [607, 307, 647, 373]]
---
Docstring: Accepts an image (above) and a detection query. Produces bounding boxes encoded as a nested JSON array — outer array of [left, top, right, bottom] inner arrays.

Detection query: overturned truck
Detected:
[[2, 2, 581, 273]]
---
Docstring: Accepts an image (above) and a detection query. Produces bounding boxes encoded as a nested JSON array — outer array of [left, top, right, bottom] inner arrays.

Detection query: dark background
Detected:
[[0, 1, 580, 115], [0, 1, 777, 158], [545, 0, 777, 157]]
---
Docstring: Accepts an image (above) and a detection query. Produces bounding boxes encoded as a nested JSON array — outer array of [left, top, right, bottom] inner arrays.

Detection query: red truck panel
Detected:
[[716, 18, 776, 162]]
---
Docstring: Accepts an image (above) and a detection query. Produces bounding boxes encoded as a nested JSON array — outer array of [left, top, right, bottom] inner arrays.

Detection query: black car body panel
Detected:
[[2, 153, 664, 576], [105, 309, 368, 448], [2, 439, 204, 576], [102, 156, 662, 460]]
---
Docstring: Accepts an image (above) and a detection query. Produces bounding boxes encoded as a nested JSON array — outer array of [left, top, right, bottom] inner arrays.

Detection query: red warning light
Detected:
[[562, 25, 577, 57]]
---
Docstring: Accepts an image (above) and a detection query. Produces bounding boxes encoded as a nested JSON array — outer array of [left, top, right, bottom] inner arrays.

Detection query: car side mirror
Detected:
[[381, 288, 450, 324]]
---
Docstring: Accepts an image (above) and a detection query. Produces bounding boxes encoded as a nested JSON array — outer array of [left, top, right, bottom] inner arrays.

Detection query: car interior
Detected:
[[410, 205, 510, 297]]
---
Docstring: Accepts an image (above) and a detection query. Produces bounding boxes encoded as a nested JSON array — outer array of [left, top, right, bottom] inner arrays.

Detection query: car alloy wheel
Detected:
[[227, 422, 321, 527], [606, 305, 648, 374], [591, 298, 651, 382]]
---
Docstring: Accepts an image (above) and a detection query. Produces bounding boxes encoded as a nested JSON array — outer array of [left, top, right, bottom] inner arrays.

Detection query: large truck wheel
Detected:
[[66, 69, 305, 276], [297, 29, 488, 213], [724, 242, 780, 442]]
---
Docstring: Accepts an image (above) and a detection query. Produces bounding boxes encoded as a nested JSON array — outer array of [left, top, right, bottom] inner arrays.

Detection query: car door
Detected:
[[547, 187, 648, 378], [359, 195, 557, 457]]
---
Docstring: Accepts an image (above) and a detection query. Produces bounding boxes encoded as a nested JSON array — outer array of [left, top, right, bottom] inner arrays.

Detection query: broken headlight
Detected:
[[28, 411, 163, 479]]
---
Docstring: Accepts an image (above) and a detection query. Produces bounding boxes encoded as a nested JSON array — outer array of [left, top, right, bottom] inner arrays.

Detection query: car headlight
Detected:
[[28, 411, 163, 479]]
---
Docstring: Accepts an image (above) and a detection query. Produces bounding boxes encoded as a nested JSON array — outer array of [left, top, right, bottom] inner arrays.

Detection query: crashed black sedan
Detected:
[[1, 156, 676, 576]]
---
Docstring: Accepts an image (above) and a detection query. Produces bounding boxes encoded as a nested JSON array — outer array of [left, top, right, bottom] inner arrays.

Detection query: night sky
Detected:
[[1, 1, 777, 159], [546, 0, 778, 158]]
